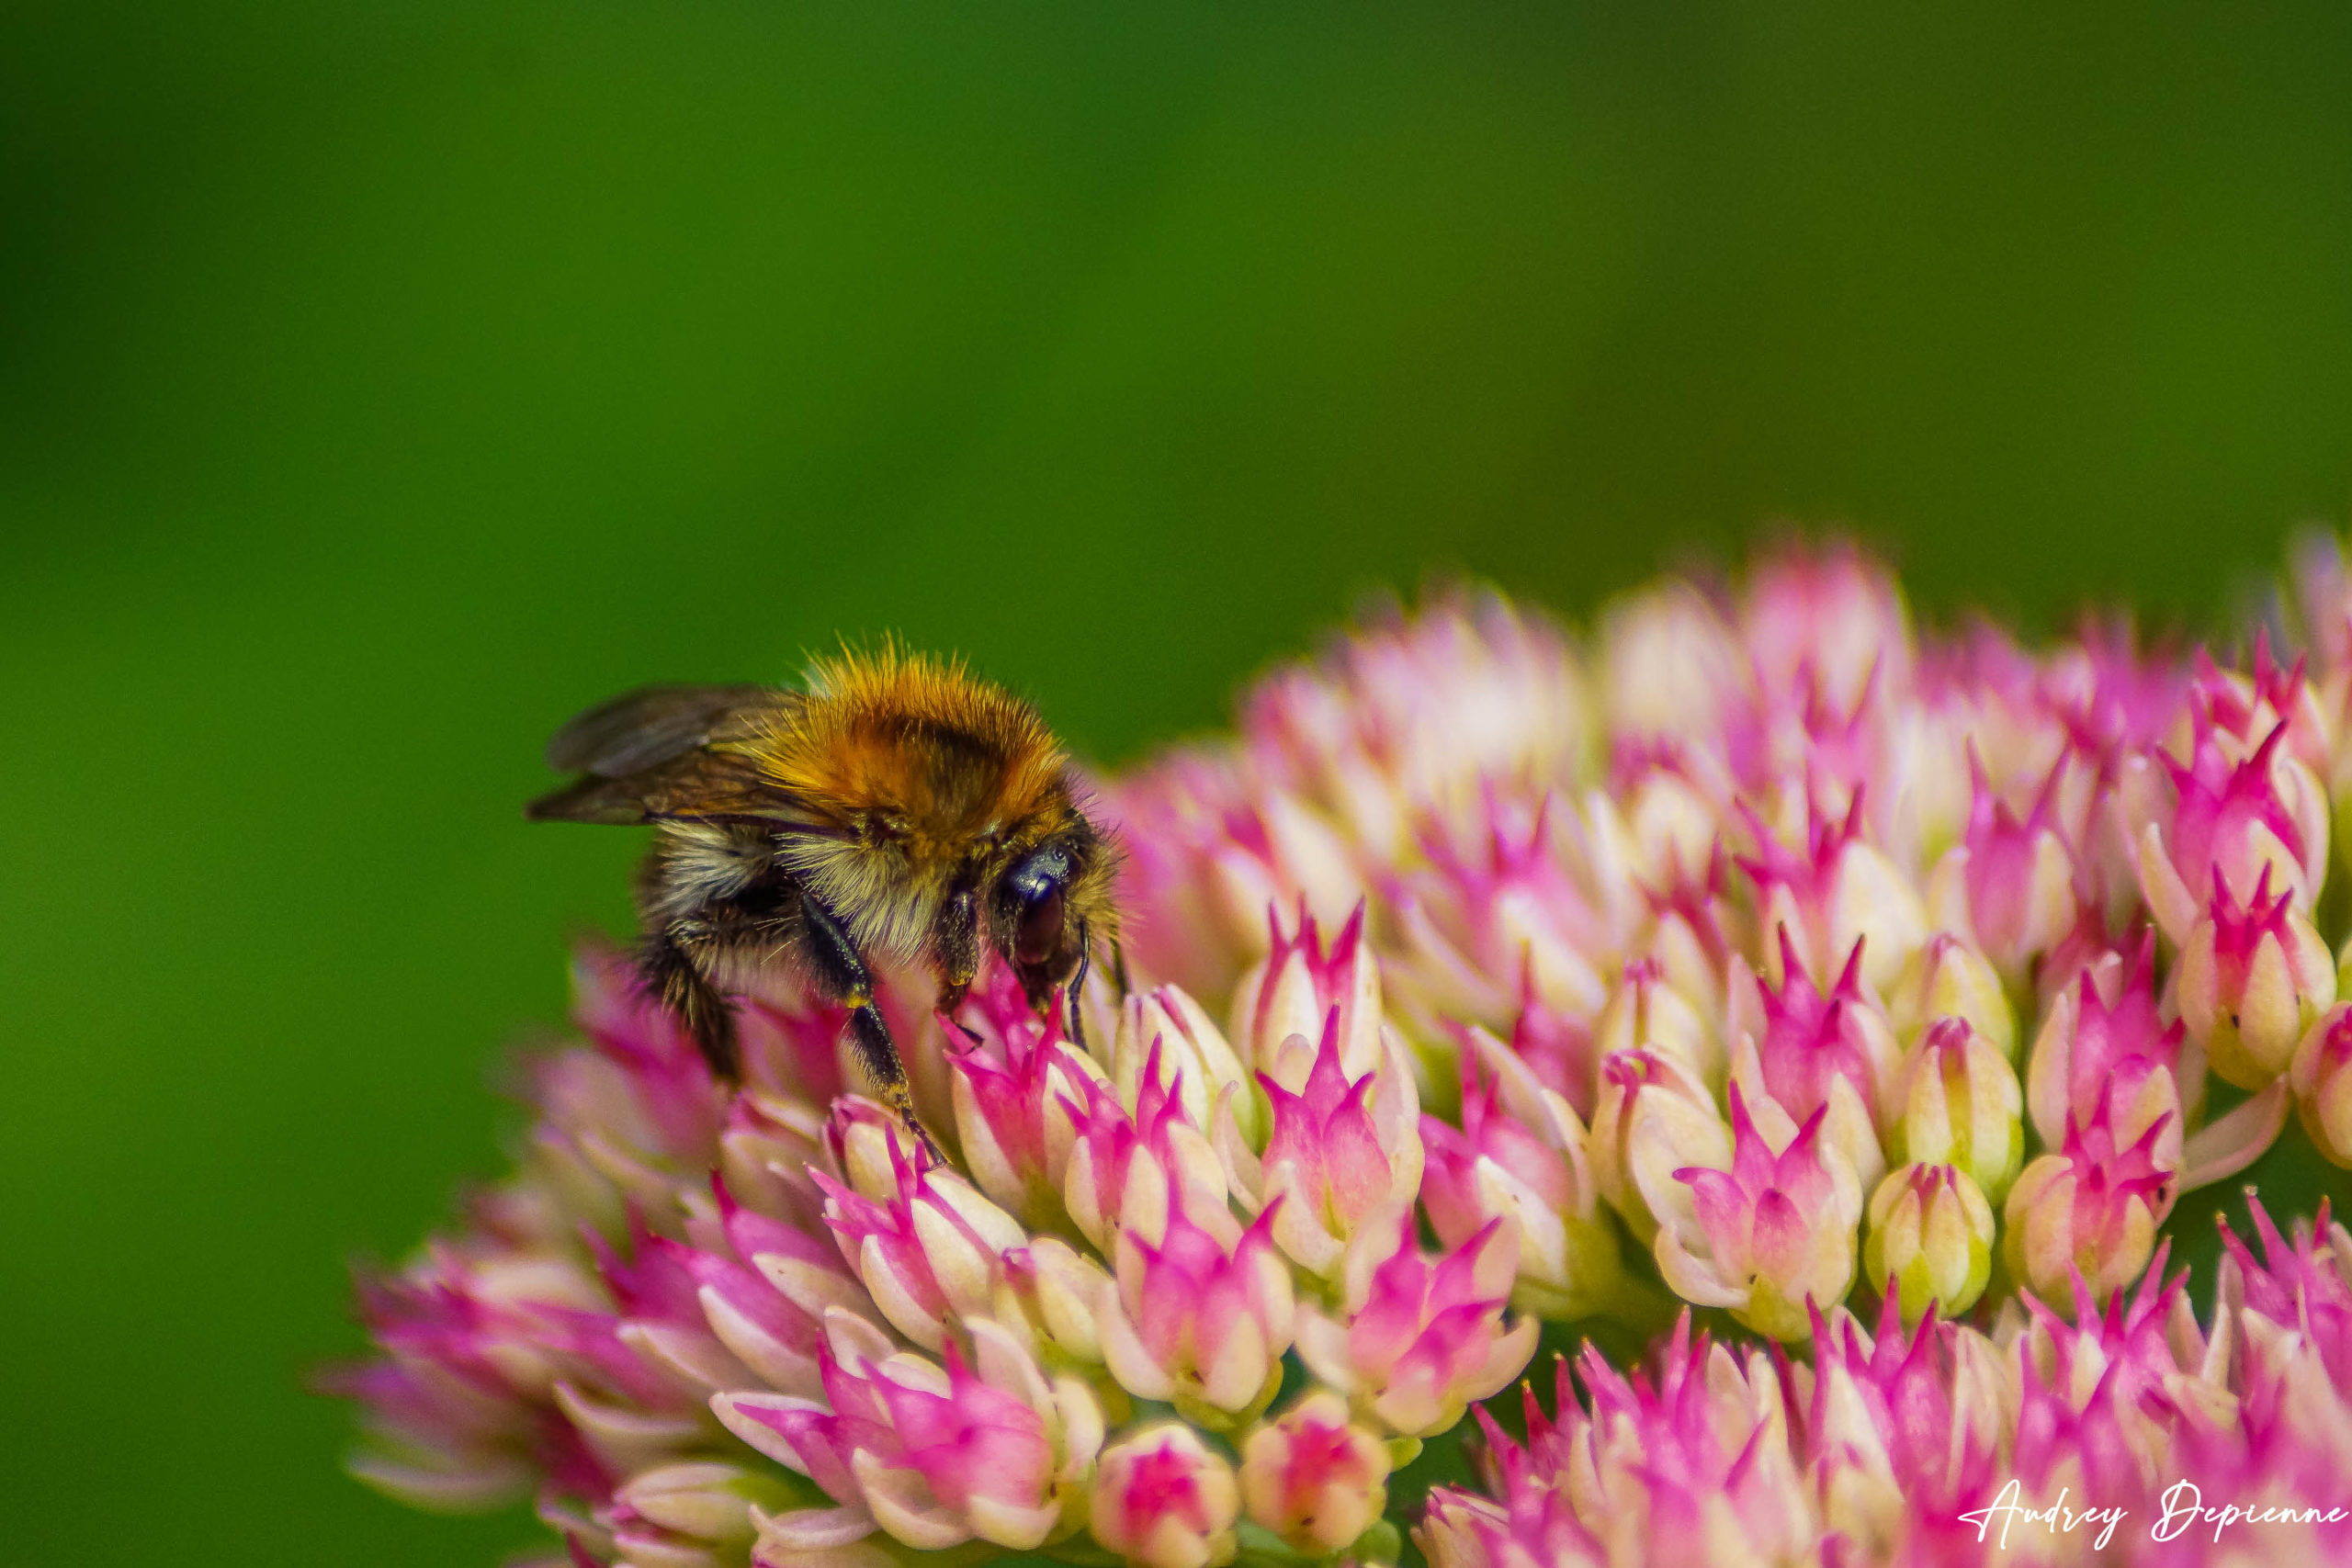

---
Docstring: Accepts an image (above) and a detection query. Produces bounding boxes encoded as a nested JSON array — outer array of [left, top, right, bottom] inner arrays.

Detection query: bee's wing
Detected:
[[543, 682, 783, 775], [528, 683, 804, 825]]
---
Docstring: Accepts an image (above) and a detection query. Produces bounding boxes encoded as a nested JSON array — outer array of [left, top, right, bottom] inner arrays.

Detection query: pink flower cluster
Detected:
[[1421, 1202, 2352, 1568], [344, 541, 2352, 1567], [345, 927, 1489, 1568]]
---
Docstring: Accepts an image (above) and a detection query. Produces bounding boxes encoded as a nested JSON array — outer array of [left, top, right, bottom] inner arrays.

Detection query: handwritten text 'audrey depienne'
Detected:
[[1961, 1479, 2351, 1549]]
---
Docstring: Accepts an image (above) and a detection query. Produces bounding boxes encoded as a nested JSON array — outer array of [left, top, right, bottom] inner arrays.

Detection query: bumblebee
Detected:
[[527, 645, 1119, 1151]]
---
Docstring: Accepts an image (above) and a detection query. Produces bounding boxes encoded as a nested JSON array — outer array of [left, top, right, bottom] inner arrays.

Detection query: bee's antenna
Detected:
[[1065, 920, 1092, 1053]]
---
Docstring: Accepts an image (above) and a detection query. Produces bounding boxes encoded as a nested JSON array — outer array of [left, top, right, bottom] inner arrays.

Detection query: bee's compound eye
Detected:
[[1015, 885, 1064, 965], [1006, 845, 1071, 966]]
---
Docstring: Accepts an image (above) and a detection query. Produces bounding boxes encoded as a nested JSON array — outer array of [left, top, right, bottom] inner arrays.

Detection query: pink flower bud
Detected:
[[1295, 1209, 1538, 1437], [825, 1098, 933, 1204], [1090, 1424, 1240, 1568], [1242, 666, 1408, 856], [1096, 1181, 1295, 1427], [2214, 1194, 2352, 1382], [2189, 634, 2334, 781], [718, 1320, 1101, 1554], [1654, 1084, 1862, 1341], [1419, 1032, 1625, 1323], [1554, 1311, 1815, 1562], [1386, 795, 1609, 1030], [1886, 932, 2014, 1061], [1591, 956, 1721, 1091], [2128, 709, 2329, 943], [578, 1221, 776, 1443], [1000, 1237, 1115, 1366], [339, 1247, 615, 1511], [1241, 590, 1589, 857], [1762, 660, 1888, 824], [609, 1461, 792, 1560], [1725, 931, 1900, 1196], [2004, 1240, 2204, 1464], [1238, 1391, 1393, 1554], [2290, 531, 2352, 671], [1228, 903, 1385, 1080], [2291, 1003, 2352, 1168], [1415, 1485, 1599, 1568], [565, 946, 728, 1159], [1926, 751, 2077, 976], [1601, 748, 1726, 898], [812, 1136, 1028, 1351], [1600, 576, 1747, 745], [640, 1180, 846, 1404], [1908, 623, 2050, 836], [1114, 984, 1254, 1140], [1890, 1017, 2022, 1206], [1807, 1289, 1998, 1514], [1058, 1067, 1227, 1255], [2028, 644, 2182, 931], [1505, 988, 1599, 1121], [1221, 1008, 1421, 1278], [1109, 757, 1363, 998], [1638, 838, 1741, 1025], [2001, 1097, 2177, 1310], [2039, 616, 2187, 762], [715, 1091, 831, 1241], [1736, 797, 1927, 996], [2176, 865, 2337, 1089], [1591, 1047, 1731, 1247], [1741, 542, 1911, 721], [944, 973, 1108, 1228], [1862, 1163, 1995, 1323], [2024, 931, 2189, 1164]]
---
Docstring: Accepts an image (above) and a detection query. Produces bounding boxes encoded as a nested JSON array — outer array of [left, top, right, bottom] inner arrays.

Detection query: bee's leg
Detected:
[[932, 884, 981, 1018], [1110, 937, 1131, 1000], [846, 1002, 945, 1164], [797, 888, 945, 1164], [639, 926, 741, 1079]]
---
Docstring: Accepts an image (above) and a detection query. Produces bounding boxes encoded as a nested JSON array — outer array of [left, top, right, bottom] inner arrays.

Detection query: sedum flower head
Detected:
[[345, 540, 2352, 1566]]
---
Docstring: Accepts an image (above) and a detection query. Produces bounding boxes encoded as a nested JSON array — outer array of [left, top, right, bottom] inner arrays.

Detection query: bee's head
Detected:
[[989, 815, 1117, 1011]]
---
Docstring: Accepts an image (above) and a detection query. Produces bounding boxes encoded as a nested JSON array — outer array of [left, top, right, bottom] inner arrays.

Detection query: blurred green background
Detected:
[[6, 1, 2352, 1562]]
